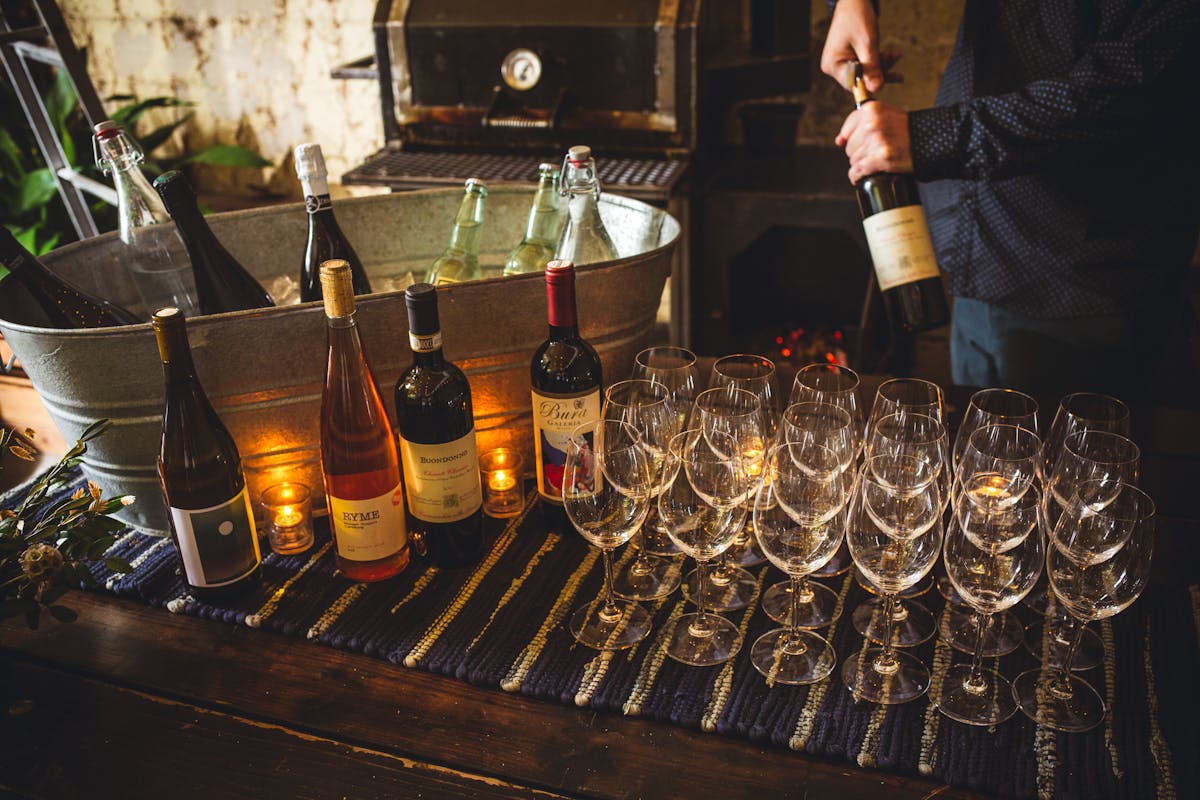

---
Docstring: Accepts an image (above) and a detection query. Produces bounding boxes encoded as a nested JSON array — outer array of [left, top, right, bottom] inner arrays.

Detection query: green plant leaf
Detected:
[[11, 225, 40, 252], [177, 145, 273, 169], [138, 113, 194, 155], [47, 605, 78, 624], [44, 67, 78, 130], [15, 169, 58, 216], [79, 419, 111, 442], [111, 96, 192, 128], [0, 127, 24, 180], [105, 556, 133, 574]]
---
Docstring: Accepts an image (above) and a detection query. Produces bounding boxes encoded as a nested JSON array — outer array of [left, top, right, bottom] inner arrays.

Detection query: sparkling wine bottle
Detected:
[[554, 146, 618, 265], [504, 163, 560, 276], [153, 170, 275, 315], [530, 260, 603, 519], [0, 226, 140, 328], [294, 142, 372, 302], [319, 259, 408, 581], [394, 283, 484, 567], [426, 178, 487, 286], [154, 306, 262, 602], [849, 64, 949, 334]]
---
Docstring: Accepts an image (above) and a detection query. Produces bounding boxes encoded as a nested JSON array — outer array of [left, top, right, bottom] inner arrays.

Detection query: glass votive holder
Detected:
[[479, 448, 523, 518], [260, 482, 314, 555]]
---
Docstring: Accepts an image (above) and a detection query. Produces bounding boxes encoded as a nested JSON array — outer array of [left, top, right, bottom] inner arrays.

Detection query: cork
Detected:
[[320, 259, 355, 317], [849, 62, 872, 106], [567, 145, 591, 165]]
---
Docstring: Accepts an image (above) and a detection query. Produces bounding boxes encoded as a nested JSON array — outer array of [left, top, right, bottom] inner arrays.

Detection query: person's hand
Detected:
[[835, 101, 912, 183], [821, 0, 884, 92]]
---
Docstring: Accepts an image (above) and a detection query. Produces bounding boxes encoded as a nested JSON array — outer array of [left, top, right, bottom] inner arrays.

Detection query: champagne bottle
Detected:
[[849, 64, 950, 334], [154, 307, 262, 602], [394, 283, 485, 567], [294, 143, 372, 302], [554, 146, 618, 265], [427, 178, 487, 286], [0, 226, 140, 328], [94, 120, 198, 317], [503, 163, 560, 276], [530, 260, 603, 520], [153, 170, 275, 315], [319, 259, 409, 581]]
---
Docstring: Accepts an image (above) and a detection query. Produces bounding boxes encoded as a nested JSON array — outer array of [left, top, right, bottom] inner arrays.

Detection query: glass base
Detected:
[[855, 567, 933, 598], [613, 552, 682, 601], [931, 664, 1018, 726], [852, 598, 936, 647], [1013, 667, 1106, 732], [940, 606, 1024, 657], [751, 628, 836, 685], [682, 564, 758, 612], [762, 579, 841, 629], [1023, 620, 1104, 671], [665, 612, 743, 667], [569, 596, 652, 651], [842, 646, 930, 704], [810, 542, 852, 577]]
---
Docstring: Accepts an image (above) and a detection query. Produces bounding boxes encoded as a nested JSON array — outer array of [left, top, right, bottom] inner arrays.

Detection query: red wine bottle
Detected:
[[530, 260, 602, 521], [153, 170, 275, 315], [294, 143, 372, 302], [850, 64, 950, 334], [394, 283, 484, 567], [0, 226, 140, 327], [319, 259, 409, 581], [154, 307, 262, 602]]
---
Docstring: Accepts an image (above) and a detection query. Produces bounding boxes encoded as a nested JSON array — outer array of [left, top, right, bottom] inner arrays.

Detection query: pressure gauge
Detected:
[[500, 48, 542, 92]]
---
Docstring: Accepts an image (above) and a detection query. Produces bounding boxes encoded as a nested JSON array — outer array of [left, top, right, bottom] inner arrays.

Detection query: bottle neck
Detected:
[[156, 321, 200, 388], [525, 179, 560, 243], [565, 191, 604, 225], [113, 166, 169, 242], [546, 278, 579, 336], [160, 186, 221, 251], [448, 219, 481, 254], [410, 331, 447, 368], [300, 174, 334, 216]]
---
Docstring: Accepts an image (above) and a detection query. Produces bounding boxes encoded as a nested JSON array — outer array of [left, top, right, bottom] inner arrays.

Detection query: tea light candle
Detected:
[[488, 468, 517, 493], [261, 482, 314, 555], [479, 448, 523, 518]]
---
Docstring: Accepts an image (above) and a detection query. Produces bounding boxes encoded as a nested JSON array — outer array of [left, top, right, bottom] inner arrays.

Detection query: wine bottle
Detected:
[[530, 260, 603, 520], [94, 120, 198, 317], [394, 283, 485, 567], [0, 226, 140, 327], [294, 142, 372, 302], [426, 178, 487, 286], [319, 259, 408, 581], [554, 146, 618, 265], [153, 170, 275, 315], [503, 163, 560, 276], [849, 64, 949, 334], [154, 306, 262, 602]]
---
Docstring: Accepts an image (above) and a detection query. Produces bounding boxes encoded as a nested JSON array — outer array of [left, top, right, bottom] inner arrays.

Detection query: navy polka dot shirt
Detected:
[[908, 0, 1200, 319]]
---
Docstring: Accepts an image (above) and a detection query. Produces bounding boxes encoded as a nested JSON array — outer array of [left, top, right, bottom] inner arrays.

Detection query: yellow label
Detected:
[[531, 388, 601, 503], [862, 205, 941, 291], [328, 485, 407, 561], [399, 430, 482, 523]]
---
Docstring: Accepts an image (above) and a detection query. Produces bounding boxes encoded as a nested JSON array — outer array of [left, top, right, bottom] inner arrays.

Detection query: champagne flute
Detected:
[[1014, 479, 1155, 732], [603, 380, 682, 600], [658, 428, 748, 666], [562, 419, 653, 650]]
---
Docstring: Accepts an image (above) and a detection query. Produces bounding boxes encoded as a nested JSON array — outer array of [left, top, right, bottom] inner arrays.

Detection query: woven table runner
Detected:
[[8, 471, 1199, 799]]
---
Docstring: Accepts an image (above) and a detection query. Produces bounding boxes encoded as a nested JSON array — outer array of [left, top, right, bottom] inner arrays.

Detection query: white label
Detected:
[[399, 430, 483, 523], [531, 388, 601, 503], [169, 487, 261, 588], [409, 330, 443, 353], [862, 205, 941, 291], [328, 485, 407, 562]]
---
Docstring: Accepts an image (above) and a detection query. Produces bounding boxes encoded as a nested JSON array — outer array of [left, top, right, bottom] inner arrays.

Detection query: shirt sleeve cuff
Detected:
[[909, 104, 966, 182]]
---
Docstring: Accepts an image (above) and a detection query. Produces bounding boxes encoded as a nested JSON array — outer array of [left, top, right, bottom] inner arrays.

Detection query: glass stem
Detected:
[[876, 592, 899, 670], [966, 610, 990, 689], [1050, 613, 1086, 698], [695, 558, 711, 627], [600, 547, 619, 617], [787, 574, 807, 653]]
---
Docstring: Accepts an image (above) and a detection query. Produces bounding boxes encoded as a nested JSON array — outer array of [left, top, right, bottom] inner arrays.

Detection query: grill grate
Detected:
[[343, 148, 686, 200]]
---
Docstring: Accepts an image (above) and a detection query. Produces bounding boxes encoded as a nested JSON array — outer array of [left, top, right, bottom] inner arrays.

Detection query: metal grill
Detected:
[[342, 147, 686, 201]]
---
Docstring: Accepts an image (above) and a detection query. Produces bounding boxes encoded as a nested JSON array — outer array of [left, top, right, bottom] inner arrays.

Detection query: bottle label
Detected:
[[305, 194, 333, 213], [169, 487, 261, 588], [328, 485, 408, 562], [531, 387, 601, 503], [861, 205, 941, 292], [399, 430, 483, 523], [409, 330, 443, 353]]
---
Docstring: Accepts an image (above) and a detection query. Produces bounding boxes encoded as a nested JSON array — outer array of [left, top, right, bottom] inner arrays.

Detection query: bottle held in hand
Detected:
[[504, 163, 560, 276], [427, 178, 488, 286], [294, 142, 371, 302], [554, 146, 618, 266]]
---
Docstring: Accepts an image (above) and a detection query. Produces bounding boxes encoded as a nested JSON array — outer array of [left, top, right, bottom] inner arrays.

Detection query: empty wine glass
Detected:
[[932, 474, 1043, 725], [843, 454, 944, 704], [658, 428, 749, 666], [562, 419, 653, 650], [953, 388, 1039, 470], [868, 377, 944, 442], [751, 442, 851, 684], [1040, 393, 1131, 482], [790, 362, 866, 456], [1014, 479, 1155, 732]]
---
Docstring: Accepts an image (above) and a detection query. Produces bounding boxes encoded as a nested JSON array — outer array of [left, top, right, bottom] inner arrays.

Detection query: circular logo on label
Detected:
[[305, 196, 320, 213], [218, 520, 235, 536], [574, 398, 585, 410]]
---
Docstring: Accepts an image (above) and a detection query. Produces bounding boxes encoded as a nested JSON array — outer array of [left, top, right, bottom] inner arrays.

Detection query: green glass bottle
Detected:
[[503, 164, 560, 276], [427, 178, 488, 286]]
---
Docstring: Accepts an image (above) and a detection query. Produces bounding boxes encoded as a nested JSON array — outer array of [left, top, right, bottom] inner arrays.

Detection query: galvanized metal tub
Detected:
[[0, 187, 678, 534]]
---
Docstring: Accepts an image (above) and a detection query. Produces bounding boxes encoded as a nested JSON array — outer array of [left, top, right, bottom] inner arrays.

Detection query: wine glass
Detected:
[[658, 428, 749, 666], [932, 474, 1043, 725], [751, 442, 851, 684], [1040, 393, 1130, 482], [761, 402, 857, 629], [952, 388, 1039, 470], [562, 419, 653, 650], [843, 454, 944, 704], [868, 377, 944, 444], [686, 386, 765, 611], [1014, 479, 1155, 732]]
